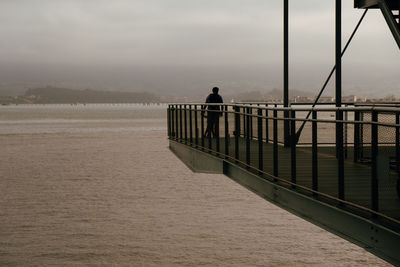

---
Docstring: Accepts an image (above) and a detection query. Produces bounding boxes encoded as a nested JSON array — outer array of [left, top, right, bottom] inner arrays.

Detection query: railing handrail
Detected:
[[169, 103, 400, 113]]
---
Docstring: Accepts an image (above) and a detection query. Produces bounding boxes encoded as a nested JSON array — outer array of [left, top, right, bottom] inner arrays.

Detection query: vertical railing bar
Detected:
[[235, 106, 240, 162], [360, 112, 364, 159], [291, 110, 296, 188], [273, 107, 278, 178], [184, 104, 187, 144], [189, 104, 193, 145], [167, 105, 170, 138], [371, 110, 379, 213], [216, 107, 220, 154], [312, 110, 318, 196], [337, 109, 345, 201], [195, 105, 199, 147], [246, 107, 251, 168], [179, 104, 183, 142], [171, 105, 175, 138], [250, 107, 253, 140], [208, 107, 212, 153], [175, 105, 179, 141], [258, 108, 263, 173], [265, 104, 269, 143], [225, 105, 229, 159], [344, 105, 348, 159], [201, 105, 205, 151], [243, 107, 246, 138], [396, 112, 400, 173], [354, 111, 360, 162]]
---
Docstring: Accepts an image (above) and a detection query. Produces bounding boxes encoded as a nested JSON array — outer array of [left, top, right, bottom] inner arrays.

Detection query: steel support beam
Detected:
[[378, 0, 400, 49], [283, 0, 290, 147]]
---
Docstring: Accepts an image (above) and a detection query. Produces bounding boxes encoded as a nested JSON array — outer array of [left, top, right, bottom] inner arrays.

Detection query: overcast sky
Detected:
[[0, 0, 399, 97]]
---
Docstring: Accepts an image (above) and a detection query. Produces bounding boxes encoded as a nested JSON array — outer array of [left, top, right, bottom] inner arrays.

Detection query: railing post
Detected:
[[265, 104, 269, 143], [258, 108, 263, 173], [273, 107, 278, 178], [201, 105, 205, 150], [354, 111, 360, 162], [184, 104, 187, 144], [312, 111, 318, 196], [337, 109, 345, 201], [242, 107, 246, 138], [344, 106, 348, 159], [291, 110, 296, 188], [175, 105, 179, 141], [189, 104, 193, 145], [195, 105, 198, 147], [235, 106, 240, 162], [360, 112, 364, 159], [208, 106, 212, 153], [216, 108, 220, 154], [396, 112, 400, 173], [225, 105, 229, 159], [246, 107, 251, 168], [171, 105, 176, 138], [250, 107, 253, 140], [179, 104, 183, 142], [167, 105, 171, 138], [371, 110, 379, 213]]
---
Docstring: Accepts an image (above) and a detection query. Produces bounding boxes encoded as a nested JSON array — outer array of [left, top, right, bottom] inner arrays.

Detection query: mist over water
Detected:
[[0, 104, 390, 266]]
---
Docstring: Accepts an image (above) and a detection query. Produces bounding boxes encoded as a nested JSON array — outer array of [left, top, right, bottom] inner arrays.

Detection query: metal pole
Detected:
[[312, 111, 318, 196], [184, 104, 187, 144], [396, 112, 400, 172], [201, 107, 205, 150], [246, 107, 251, 167], [354, 111, 360, 162], [290, 110, 296, 188], [208, 109, 212, 152], [284, 0, 290, 147], [195, 105, 198, 147], [189, 104, 193, 145], [336, 0, 342, 108], [371, 110, 379, 212], [179, 105, 183, 142], [336, 0, 345, 202], [175, 105, 179, 141], [265, 104, 269, 143], [258, 108, 263, 173], [216, 109, 220, 154], [338, 109, 345, 201], [167, 106, 171, 138], [273, 107, 278, 178], [235, 105, 240, 162], [225, 105, 229, 159], [250, 107, 253, 140]]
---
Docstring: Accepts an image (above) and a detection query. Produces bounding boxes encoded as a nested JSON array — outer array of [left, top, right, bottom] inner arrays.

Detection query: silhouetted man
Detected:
[[203, 87, 223, 138]]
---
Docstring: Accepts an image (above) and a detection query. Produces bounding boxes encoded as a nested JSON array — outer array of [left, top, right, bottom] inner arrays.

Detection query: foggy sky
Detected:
[[0, 0, 399, 98]]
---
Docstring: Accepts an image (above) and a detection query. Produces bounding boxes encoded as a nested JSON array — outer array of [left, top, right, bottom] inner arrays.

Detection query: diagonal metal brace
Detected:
[[378, 0, 400, 49]]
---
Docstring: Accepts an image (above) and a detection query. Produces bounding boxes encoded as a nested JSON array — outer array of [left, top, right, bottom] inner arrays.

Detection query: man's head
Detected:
[[212, 87, 219, 94]]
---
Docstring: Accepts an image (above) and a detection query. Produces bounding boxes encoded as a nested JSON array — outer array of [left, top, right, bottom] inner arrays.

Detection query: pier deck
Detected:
[[168, 103, 400, 265], [195, 137, 400, 221]]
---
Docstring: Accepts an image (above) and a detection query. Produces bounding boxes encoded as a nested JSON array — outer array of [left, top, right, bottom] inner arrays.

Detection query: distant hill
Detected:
[[24, 87, 160, 103]]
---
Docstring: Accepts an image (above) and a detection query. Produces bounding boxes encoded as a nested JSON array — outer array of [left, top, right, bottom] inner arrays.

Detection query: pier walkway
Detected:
[[168, 103, 400, 266]]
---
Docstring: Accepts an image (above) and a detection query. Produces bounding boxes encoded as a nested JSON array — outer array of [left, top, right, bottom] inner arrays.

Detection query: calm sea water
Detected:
[[0, 104, 391, 266]]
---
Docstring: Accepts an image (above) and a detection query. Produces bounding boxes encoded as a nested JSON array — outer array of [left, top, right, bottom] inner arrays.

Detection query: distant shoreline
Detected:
[[0, 86, 161, 105]]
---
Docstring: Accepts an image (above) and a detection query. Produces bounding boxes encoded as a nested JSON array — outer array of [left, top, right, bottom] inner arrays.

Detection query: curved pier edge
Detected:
[[169, 140, 400, 266]]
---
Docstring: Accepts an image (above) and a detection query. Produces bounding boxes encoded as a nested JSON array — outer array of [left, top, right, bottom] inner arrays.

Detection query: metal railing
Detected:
[[167, 103, 400, 231]]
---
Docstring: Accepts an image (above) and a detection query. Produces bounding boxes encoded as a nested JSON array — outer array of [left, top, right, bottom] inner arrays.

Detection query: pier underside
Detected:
[[169, 137, 400, 266]]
